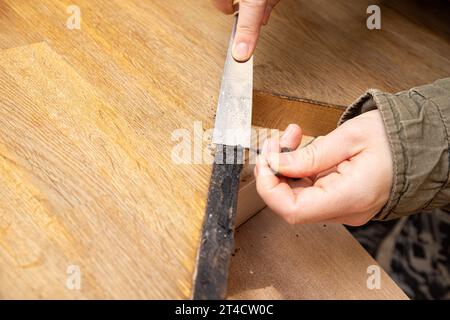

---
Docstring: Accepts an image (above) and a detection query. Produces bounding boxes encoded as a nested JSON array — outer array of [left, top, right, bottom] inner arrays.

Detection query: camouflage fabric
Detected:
[[349, 209, 450, 299], [388, 208, 450, 299], [347, 220, 397, 258]]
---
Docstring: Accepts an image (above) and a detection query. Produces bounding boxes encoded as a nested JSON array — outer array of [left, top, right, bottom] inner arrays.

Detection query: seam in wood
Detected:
[[254, 90, 347, 110]]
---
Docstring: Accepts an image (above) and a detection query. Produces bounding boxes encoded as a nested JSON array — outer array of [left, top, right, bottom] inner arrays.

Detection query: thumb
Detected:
[[267, 126, 361, 177]]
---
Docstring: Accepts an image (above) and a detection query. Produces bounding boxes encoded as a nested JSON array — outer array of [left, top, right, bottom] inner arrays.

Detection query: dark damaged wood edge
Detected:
[[192, 145, 243, 300]]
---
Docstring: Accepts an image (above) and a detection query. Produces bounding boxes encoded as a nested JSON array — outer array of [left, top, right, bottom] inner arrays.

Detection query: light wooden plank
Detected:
[[229, 207, 408, 299], [0, 42, 205, 299], [255, 0, 450, 105]]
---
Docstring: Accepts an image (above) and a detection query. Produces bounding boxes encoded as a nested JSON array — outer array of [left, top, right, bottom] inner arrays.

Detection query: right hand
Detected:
[[212, 0, 281, 61]]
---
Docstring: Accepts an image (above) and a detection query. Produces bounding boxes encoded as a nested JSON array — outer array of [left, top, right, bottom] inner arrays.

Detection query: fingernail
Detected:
[[281, 124, 295, 142], [233, 42, 249, 61], [267, 152, 280, 175]]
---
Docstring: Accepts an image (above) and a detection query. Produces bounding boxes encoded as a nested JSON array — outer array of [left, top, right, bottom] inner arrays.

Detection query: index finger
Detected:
[[233, 0, 267, 61]]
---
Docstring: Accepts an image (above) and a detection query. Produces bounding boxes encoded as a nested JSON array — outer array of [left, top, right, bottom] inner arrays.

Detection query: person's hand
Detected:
[[212, 0, 281, 61], [254, 110, 393, 226]]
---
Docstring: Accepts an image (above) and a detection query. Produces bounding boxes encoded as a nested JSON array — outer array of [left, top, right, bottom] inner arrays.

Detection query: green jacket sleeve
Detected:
[[338, 78, 450, 221]]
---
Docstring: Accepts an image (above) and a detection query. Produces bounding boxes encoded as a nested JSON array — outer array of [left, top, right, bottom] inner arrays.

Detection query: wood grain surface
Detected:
[[0, 42, 207, 299], [0, 0, 447, 299], [253, 91, 345, 135], [228, 208, 409, 299], [255, 0, 450, 105]]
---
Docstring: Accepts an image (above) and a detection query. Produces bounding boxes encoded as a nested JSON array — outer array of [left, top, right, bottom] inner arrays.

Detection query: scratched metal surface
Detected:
[[212, 15, 253, 149]]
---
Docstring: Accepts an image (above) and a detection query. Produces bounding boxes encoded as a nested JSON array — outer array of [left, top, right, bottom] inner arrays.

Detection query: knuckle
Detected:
[[299, 144, 318, 173], [237, 23, 259, 35], [283, 211, 298, 225], [274, 206, 298, 225], [283, 204, 304, 225], [341, 122, 362, 145]]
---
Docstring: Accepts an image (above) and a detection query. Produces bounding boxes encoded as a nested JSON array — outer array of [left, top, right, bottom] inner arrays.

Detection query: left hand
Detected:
[[254, 110, 393, 226]]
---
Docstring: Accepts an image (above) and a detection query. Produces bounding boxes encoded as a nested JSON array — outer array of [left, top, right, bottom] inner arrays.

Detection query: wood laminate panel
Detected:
[[0, 42, 206, 299], [229, 208, 408, 300], [255, 0, 450, 105]]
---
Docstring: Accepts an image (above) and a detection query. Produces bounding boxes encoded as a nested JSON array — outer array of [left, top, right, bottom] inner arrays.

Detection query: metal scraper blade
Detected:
[[212, 15, 253, 149]]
